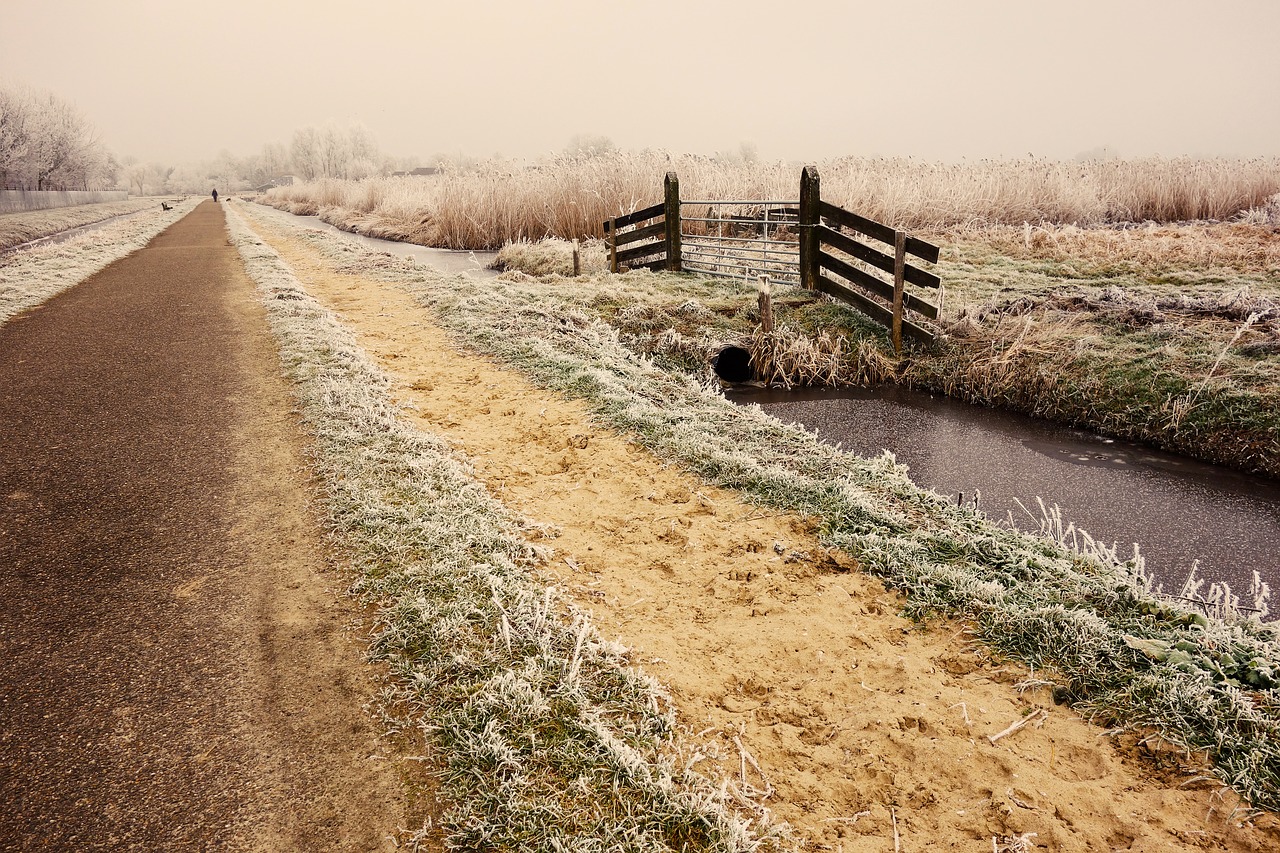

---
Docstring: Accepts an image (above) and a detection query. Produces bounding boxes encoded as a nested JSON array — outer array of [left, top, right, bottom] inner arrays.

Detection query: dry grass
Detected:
[[938, 221, 1280, 280], [911, 286, 1280, 477], [261, 154, 1280, 250], [492, 238, 609, 276], [749, 327, 894, 388]]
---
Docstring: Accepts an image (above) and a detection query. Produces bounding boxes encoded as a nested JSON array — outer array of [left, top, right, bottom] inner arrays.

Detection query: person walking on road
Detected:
[[211, 188, 219, 203]]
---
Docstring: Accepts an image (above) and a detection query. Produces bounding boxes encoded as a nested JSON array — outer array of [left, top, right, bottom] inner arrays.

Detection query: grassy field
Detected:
[[228, 203, 1280, 844], [0, 197, 169, 251]]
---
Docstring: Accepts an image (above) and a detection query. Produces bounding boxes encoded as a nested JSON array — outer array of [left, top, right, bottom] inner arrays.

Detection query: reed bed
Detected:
[[281, 218, 1280, 814], [945, 221, 1280, 278], [262, 154, 1280, 250]]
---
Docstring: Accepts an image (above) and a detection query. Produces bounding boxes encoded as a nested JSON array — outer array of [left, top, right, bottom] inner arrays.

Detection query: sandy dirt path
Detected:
[[239, 206, 1280, 853], [0, 202, 429, 851]]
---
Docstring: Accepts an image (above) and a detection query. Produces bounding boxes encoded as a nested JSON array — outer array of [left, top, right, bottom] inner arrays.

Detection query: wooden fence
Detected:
[[799, 166, 941, 352], [604, 167, 942, 352], [602, 172, 681, 273]]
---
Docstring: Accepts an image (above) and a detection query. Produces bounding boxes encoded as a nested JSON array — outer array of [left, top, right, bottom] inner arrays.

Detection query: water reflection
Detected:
[[728, 384, 1280, 596]]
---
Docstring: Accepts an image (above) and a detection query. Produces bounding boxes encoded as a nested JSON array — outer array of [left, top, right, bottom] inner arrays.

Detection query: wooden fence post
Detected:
[[664, 171, 682, 272], [608, 218, 618, 273], [799, 166, 820, 291], [572, 238, 580, 276], [892, 230, 906, 355], [758, 275, 774, 334]]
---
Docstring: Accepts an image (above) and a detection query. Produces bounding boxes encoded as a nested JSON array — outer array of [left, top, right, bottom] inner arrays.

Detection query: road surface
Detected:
[[0, 201, 418, 851]]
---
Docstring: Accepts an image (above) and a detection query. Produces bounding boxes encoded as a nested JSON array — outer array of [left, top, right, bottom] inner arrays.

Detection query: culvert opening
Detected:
[[712, 345, 754, 383]]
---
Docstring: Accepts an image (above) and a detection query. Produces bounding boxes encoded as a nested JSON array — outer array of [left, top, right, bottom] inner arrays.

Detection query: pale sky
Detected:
[[3, 0, 1277, 165]]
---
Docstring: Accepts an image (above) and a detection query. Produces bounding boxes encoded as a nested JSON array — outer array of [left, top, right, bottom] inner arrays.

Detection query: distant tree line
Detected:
[[120, 122, 404, 196], [0, 83, 115, 191]]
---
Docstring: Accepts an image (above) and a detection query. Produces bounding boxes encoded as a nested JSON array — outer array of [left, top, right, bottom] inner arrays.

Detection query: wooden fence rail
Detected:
[[799, 165, 941, 352], [603, 167, 941, 353], [603, 173, 682, 273]]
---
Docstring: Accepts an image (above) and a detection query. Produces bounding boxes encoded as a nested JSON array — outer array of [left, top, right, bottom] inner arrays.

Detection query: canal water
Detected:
[[728, 384, 1280, 601]]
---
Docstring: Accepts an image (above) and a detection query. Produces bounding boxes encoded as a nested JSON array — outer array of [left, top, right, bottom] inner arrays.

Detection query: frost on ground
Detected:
[[0, 198, 162, 251], [223, 204, 785, 852], [0, 199, 201, 326], [244, 209, 1280, 820]]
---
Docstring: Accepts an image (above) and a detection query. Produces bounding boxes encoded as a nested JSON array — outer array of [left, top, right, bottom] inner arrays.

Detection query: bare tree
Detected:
[[564, 133, 617, 160], [290, 121, 383, 181], [0, 83, 111, 190]]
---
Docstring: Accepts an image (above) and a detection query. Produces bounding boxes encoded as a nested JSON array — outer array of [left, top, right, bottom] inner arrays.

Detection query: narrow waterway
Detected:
[[245, 204, 500, 276], [2, 206, 156, 254], [728, 384, 1280, 603]]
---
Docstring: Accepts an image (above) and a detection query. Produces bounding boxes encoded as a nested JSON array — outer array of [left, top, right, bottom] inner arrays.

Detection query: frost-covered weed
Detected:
[[224, 205, 784, 852]]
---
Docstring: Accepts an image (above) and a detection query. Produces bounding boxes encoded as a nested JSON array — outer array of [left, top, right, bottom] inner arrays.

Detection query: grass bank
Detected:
[[0, 198, 201, 325], [259, 212, 1279, 818], [225, 205, 787, 852], [0, 197, 168, 252]]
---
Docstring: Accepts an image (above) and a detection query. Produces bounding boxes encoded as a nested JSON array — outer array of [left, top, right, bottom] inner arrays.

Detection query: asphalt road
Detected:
[[0, 201, 410, 851]]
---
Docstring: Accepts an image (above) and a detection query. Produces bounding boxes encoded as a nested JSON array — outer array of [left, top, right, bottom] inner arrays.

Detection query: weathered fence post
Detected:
[[664, 172, 682, 272], [758, 275, 774, 334], [572, 238, 580, 276], [608, 218, 618, 273], [798, 166, 820, 291], [892, 230, 907, 355]]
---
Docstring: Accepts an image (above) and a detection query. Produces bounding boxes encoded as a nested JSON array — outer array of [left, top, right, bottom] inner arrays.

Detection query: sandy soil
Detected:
[[242, 207, 1280, 852]]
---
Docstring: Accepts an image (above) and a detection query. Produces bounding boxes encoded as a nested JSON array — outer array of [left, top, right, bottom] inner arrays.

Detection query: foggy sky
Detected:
[[3, 0, 1278, 166]]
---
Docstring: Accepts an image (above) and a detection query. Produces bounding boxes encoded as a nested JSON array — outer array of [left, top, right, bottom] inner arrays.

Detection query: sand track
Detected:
[[241, 206, 1279, 852]]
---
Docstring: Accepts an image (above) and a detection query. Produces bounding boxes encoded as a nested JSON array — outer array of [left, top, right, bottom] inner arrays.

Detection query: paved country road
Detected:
[[0, 202, 417, 851]]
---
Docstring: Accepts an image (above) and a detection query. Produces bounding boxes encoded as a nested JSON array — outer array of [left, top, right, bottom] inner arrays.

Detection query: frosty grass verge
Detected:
[[245, 209, 1280, 817], [0, 199, 201, 326], [224, 205, 785, 852]]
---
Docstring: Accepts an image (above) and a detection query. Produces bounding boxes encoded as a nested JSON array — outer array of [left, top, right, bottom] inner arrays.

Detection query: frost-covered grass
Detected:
[[0, 198, 164, 251], [223, 204, 787, 852], [492, 237, 610, 277], [0, 198, 201, 325], [280, 219, 1280, 815]]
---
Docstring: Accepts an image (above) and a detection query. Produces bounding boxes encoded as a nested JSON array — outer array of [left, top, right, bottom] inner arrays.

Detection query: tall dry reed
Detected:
[[262, 153, 1280, 250]]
